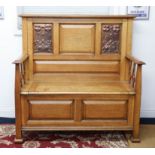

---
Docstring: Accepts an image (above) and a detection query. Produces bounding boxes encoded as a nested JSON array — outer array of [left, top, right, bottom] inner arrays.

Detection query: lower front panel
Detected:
[[21, 94, 134, 130], [29, 100, 73, 120], [83, 100, 127, 120]]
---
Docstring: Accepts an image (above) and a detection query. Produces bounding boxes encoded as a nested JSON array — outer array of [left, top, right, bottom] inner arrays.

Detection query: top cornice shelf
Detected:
[[19, 14, 136, 19]]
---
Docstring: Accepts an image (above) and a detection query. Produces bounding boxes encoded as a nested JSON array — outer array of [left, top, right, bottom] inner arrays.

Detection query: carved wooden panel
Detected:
[[101, 24, 121, 53], [33, 24, 53, 53]]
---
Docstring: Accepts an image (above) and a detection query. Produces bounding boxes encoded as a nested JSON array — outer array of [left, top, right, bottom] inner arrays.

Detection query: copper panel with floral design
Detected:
[[101, 24, 121, 54], [33, 24, 53, 53]]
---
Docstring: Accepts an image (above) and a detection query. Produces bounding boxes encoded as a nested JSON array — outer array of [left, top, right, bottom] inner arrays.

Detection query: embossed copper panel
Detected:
[[101, 24, 121, 53], [33, 24, 53, 53]]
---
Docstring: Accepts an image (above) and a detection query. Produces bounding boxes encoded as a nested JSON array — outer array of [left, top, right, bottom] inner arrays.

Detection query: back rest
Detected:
[[21, 15, 134, 81]]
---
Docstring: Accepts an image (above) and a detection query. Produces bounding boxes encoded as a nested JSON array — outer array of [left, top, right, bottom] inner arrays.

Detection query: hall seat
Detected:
[[13, 14, 145, 143]]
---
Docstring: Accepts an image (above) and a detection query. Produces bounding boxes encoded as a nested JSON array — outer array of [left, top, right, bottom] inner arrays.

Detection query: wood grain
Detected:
[[19, 14, 135, 19], [29, 100, 73, 119], [60, 24, 95, 53], [83, 100, 128, 119]]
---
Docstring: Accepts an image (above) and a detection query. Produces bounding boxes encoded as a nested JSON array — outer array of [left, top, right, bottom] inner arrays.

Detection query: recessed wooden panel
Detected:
[[83, 100, 127, 120], [60, 24, 95, 53], [29, 100, 73, 119], [34, 61, 119, 73], [33, 73, 120, 82]]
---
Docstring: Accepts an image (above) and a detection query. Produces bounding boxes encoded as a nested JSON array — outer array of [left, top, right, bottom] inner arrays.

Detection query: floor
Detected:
[[127, 125, 155, 148]]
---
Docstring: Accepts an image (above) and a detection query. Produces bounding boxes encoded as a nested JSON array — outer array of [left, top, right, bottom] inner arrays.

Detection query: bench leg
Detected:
[[130, 96, 141, 143], [131, 128, 140, 143], [15, 128, 23, 143], [130, 65, 142, 143], [14, 64, 24, 144]]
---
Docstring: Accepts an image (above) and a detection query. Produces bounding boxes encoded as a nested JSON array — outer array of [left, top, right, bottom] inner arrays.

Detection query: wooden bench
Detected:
[[13, 14, 145, 143]]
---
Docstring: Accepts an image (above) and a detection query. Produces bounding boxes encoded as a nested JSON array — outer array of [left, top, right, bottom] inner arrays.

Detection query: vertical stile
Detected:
[[74, 99, 82, 122], [125, 19, 133, 80], [53, 22, 59, 55], [22, 17, 29, 81], [120, 19, 128, 80], [27, 18, 34, 79], [95, 23, 101, 56]]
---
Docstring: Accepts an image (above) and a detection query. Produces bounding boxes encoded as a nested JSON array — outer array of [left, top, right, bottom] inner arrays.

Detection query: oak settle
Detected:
[[13, 14, 145, 143]]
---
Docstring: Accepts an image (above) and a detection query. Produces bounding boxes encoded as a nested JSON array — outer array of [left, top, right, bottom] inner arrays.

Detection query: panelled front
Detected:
[[21, 95, 134, 128], [29, 100, 73, 119], [83, 100, 127, 119], [26, 18, 128, 77], [21, 98, 74, 125]]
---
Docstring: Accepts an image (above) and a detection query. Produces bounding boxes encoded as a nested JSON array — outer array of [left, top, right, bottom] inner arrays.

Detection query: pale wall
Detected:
[[132, 7, 155, 117], [0, 6, 22, 117]]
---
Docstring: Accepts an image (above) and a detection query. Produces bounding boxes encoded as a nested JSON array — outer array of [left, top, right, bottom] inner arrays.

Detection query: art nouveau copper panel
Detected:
[[33, 24, 53, 53], [101, 24, 121, 53]]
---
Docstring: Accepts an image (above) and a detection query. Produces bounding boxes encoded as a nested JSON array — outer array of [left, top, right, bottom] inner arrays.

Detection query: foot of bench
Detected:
[[14, 138, 24, 144], [130, 136, 141, 143]]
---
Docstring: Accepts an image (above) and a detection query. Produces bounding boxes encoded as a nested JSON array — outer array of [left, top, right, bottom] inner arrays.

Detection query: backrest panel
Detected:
[[22, 15, 134, 80], [60, 24, 95, 54], [34, 61, 120, 73]]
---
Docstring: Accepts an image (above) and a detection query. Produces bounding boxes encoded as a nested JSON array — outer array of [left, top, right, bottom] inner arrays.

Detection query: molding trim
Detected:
[[0, 117, 155, 124], [0, 117, 15, 124], [140, 118, 155, 124]]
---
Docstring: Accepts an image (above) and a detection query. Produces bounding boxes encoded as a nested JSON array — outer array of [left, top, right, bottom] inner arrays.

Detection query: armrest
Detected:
[[13, 54, 29, 64], [126, 54, 145, 89], [13, 54, 29, 87], [126, 54, 145, 65]]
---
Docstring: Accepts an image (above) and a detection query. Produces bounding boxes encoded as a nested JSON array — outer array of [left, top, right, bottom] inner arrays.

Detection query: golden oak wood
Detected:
[[19, 14, 135, 19], [14, 64, 23, 143], [34, 61, 120, 73], [29, 100, 73, 120], [14, 14, 144, 143], [83, 100, 127, 119]]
